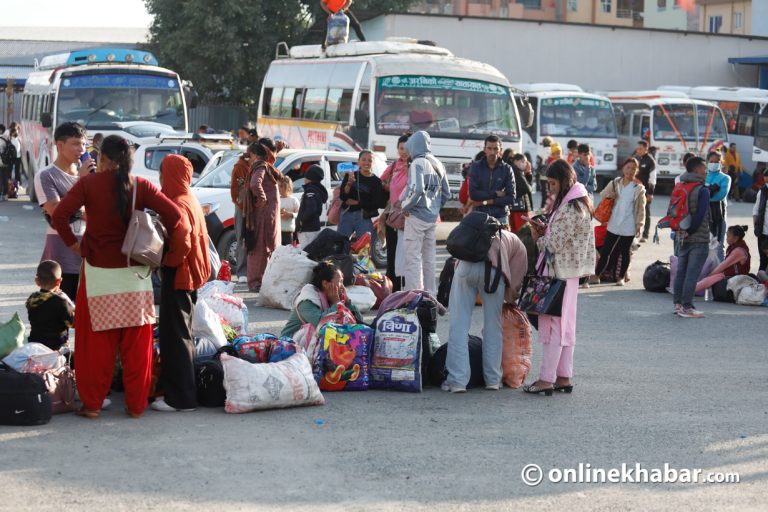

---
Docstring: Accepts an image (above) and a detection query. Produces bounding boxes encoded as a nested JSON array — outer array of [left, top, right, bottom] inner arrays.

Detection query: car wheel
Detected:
[[371, 235, 387, 269], [216, 229, 238, 272]]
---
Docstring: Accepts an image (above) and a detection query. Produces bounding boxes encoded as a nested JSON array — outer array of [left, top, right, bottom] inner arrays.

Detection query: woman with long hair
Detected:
[[244, 138, 281, 293], [380, 134, 410, 291], [594, 158, 647, 285], [524, 160, 595, 396], [53, 135, 189, 419], [338, 149, 386, 242], [695, 225, 751, 293], [504, 150, 534, 233]]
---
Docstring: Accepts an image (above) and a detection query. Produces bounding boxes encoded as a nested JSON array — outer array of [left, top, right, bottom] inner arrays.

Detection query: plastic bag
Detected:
[[0, 312, 25, 359], [501, 305, 532, 389], [191, 300, 228, 349], [259, 245, 316, 310], [222, 352, 325, 413], [199, 280, 236, 300], [315, 323, 373, 391], [370, 309, 422, 392], [2, 342, 65, 373], [203, 292, 249, 334], [346, 285, 377, 313]]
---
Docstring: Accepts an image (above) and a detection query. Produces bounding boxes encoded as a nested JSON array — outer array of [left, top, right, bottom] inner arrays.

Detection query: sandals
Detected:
[[553, 384, 574, 393], [75, 407, 99, 419], [523, 382, 554, 396]]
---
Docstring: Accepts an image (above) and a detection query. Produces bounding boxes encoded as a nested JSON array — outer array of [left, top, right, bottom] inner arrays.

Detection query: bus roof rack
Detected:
[[38, 48, 158, 70], [513, 83, 584, 93], [285, 40, 453, 60]]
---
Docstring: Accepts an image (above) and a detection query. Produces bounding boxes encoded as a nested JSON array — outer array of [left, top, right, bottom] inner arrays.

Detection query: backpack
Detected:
[[0, 137, 17, 165], [437, 257, 456, 308], [303, 228, 350, 261], [657, 182, 700, 232], [0, 362, 52, 425], [195, 345, 240, 407], [446, 212, 501, 262], [642, 260, 671, 293]]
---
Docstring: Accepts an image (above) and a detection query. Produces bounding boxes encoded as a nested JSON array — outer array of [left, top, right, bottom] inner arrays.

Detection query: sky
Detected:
[[0, 0, 153, 27]]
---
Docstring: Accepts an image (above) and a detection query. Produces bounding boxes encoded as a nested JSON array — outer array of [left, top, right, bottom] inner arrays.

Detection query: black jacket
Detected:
[[636, 154, 657, 195], [297, 181, 328, 233]]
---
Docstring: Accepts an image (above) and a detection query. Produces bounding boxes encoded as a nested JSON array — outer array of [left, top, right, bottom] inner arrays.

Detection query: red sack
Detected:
[[354, 274, 393, 309], [501, 305, 532, 388]]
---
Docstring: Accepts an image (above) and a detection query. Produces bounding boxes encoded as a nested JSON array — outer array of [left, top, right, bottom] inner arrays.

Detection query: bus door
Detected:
[[350, 64, 371, 150], [755, 112, 768, 163], [632, 112, 650, 142]]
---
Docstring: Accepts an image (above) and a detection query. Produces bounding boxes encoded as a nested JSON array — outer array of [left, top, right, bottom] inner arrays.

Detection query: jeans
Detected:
[[716, 217, 727, 262], [672, 242, 709, 308], [403, 215, 437, 295], [338, 209, 374, 240], [446, 261, 506, 388]]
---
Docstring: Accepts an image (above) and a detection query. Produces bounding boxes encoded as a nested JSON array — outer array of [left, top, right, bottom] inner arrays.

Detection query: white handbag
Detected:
[[121, 178, 166, 277]]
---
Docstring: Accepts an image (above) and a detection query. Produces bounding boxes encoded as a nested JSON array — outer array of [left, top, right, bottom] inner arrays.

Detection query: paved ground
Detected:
[[0, 190, 766, 511]]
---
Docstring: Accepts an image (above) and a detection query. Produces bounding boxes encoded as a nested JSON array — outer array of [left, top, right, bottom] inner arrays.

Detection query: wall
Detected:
[[754, 0, 768, 36], [361, 13, 766, 90], [643, 0, 689, 30]]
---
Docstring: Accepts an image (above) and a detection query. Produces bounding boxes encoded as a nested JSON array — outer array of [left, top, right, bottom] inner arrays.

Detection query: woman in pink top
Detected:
[[380, 134, 410, 291], [696, 225, 751, 293]]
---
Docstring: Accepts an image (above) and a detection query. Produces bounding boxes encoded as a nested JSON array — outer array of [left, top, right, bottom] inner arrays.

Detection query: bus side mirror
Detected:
[[41, 112, 53, 128], [183, 81, 198, 109], [520, 99, 534, 129]]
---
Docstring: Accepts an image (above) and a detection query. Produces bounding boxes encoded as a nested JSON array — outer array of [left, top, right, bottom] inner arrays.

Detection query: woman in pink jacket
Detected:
[[380, 134, 410, 291]]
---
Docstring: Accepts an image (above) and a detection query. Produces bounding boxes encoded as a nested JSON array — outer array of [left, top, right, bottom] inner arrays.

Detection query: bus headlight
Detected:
[[106, 53, 116, 62], [604, 153, 614, 162], [125, 53, 134, 63], [658, 157, 670, 165]]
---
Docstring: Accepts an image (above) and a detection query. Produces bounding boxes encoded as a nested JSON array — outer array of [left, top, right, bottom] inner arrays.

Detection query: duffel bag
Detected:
[[0, 362, 52, 425], [643, 260, 670, 293], [43, 366, 77, 414], [428, 335, 485, 388]]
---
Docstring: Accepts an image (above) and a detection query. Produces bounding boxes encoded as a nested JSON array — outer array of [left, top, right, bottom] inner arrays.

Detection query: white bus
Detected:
[[20, 48, 195, 201], [608, 91, 729, 181], [659, 86, 768, 170], [513, 83, 617, 179], [257, 40, 529, 202]]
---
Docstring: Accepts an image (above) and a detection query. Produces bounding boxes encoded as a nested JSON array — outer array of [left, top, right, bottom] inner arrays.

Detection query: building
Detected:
[[697, 0, 762, 35], [643, 0, 699, 31]]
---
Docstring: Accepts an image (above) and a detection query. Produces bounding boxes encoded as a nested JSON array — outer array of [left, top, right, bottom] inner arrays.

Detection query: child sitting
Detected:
[[26, 260, 75, 351], [696, 225, 751, 293], [279, 175, 300, 246]]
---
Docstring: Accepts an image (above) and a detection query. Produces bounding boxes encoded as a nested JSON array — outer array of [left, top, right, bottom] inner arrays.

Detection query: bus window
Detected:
[[538, 97, 616, 138], [278, 88, 295, 118], [262, 88, 275, 116], [291, 89, 304, 118], [696, 105, 727, 142], [303, 88, 327, 120], [718, 101, 739, 133], [326, 88, 353, 124], [737, 114, 755, 136], [632, 114, 642, 137]]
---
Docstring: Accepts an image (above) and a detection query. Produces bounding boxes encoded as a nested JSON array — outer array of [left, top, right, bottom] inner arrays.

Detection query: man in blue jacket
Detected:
[[704, 150, 731, 261], [468, 135, 516, 226]]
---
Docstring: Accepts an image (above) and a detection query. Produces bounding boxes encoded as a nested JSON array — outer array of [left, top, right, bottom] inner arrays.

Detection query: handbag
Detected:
[[327, 187, 342, 226], [385, 201, 406, 230], [518, 251, 566, 317], [42, 365, 77, 414], [121, 178, 166, 277], [593, 196, 614, 224]]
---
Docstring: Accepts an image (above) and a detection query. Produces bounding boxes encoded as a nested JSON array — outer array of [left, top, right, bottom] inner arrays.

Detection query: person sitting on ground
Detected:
[[26, 260, 75, 351], [695, 225, 751, 294], [281, 260, 362, 339], [296, 165, 328, 249]]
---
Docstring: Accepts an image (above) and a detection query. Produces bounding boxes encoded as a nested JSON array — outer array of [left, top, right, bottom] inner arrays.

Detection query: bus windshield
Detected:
[[374, 75, 519, 141], [696, 105, 728, 142], [652, 104, 696, 141], [56, 73, 185, 130], [539, 97, 616, 138]]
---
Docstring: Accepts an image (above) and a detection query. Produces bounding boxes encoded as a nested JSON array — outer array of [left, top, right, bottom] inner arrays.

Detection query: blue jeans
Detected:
[[716, 217, 727, 262], [446, 261, 506, 388], [673, 242, 708, 308], [338, 209, 373, 239]]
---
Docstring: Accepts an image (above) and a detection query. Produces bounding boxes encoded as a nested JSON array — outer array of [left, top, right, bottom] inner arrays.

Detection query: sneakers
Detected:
[[440, 381, 467, 393], [673, 304, 683, 315], [485, 383, 501, 391], [101, 398, 112, 410], [150, 398, 196, 412], [678, 307, 704, 318]]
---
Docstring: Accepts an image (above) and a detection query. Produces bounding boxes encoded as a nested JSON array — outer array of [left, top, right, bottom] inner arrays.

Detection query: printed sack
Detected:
[[370, 308, 422, 392], [315, 323, 373, 391], [501, 305, 532, 388]]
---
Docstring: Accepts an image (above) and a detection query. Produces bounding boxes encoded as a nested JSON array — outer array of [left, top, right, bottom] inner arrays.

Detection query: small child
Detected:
[[296, 165, 328, 248], [26, 260, 75, 351], [279, 176, 300, 246]]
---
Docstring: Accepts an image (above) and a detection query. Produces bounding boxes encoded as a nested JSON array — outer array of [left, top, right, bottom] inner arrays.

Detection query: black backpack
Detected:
[[303, 228, 351, 261], [195, 345, 244, 408], [446, 212, 501, 263], [0, 362, 52, 426], [428, 335, 485, 388], [437, 257, 456, 308], [643, 260, 671, 293], [1, 137, 17, 165]]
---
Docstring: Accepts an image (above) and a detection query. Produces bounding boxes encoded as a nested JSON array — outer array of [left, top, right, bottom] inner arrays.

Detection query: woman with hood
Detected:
[[296, 164, 328, 248], [244, 138, 281, 293], [524, 160, 595, 396], [152, 154, 210, 412]]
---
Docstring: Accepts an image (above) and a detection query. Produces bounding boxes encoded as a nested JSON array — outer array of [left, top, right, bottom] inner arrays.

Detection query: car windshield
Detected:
[[652, 104, 696, 141], [539, 97, 617, 138], [57, 73, 185, 130], [194, 156, 287, 189], [375, 75, 519, 141]]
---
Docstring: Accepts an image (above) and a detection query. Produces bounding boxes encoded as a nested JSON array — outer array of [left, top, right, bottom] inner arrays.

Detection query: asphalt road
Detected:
[[0, 190, 766, 512]]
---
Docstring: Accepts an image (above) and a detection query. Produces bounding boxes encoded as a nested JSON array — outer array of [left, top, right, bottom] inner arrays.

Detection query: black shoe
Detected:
[[523, 383, 554, 396]]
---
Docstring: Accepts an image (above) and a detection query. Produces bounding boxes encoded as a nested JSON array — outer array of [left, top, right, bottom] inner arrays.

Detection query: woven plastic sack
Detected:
[[315, 323, 373, 391], [259, 245, 316, 310], [501, 305, 533, 388], [222, 352, 325, 413], [370, 308, 422, 392]]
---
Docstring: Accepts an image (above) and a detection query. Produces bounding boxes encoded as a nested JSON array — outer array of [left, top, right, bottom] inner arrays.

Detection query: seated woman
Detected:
[[281, 260, 362, 339], [695, 225, 751, 293]]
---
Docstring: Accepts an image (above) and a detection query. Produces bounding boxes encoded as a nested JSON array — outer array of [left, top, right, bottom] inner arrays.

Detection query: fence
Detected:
[[187, 103, 253, 133]]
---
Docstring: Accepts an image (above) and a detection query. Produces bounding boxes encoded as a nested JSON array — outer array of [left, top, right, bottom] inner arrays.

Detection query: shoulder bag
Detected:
[[121, 177, 167, 278], [518, 251, 565, 317]]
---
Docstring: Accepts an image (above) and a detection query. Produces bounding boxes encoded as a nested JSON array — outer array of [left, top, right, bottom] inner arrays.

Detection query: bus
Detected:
[[257, 40, 529, 203], [20, 48, 195, 201], [513, 83, 617, 180], [607, 91, 729, 182], [659, 86, 768, 171]]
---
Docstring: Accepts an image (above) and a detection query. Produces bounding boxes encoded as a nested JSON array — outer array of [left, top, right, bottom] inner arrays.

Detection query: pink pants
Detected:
[[539, 343, 575, 383], [537, 277, 578, 383], [696, 273, 725, 293]]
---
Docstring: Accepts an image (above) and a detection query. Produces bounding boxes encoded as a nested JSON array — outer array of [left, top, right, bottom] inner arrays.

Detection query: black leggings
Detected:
[[385, 225, 403, 292], [596, 232, 634, 280]]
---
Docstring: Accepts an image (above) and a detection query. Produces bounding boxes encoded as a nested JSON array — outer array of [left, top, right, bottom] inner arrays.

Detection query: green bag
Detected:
[[0, 313, 26, 359]]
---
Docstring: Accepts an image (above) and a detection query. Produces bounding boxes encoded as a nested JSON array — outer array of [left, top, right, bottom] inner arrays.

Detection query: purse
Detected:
[[121, 178, 166, 278], [42, 365, 76, 415], [593, 196, 614, 224], [518, 251, 566, 317], [385, 201, 406, 230]]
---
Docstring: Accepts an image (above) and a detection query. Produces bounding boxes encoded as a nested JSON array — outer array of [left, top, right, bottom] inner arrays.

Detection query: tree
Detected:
[[144, 0, 417, 107]]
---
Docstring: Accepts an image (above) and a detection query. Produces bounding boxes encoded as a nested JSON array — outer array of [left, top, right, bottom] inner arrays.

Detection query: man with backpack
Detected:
[[670, 157, 711, 318]]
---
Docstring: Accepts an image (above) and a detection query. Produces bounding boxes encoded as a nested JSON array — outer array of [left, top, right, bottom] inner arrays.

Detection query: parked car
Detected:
[[193, 149, 388, 271], [131, 142, 243, 186]]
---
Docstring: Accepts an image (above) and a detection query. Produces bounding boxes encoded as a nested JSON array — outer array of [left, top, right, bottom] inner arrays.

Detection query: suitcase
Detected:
[[0, 362, 52, 425]]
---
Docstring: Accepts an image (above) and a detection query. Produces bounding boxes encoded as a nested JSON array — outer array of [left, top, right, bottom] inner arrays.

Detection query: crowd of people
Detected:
[[6, 115, 768, 418]]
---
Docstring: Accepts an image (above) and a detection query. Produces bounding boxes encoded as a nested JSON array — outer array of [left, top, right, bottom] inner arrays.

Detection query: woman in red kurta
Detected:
[[245, 139, 281, 292], [53, 136, 188, 419]]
